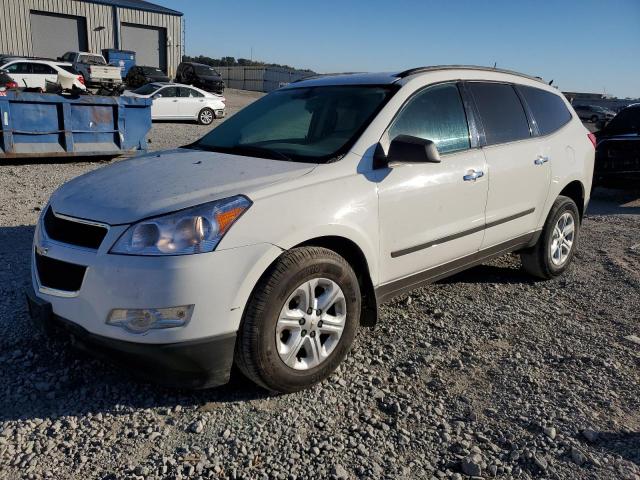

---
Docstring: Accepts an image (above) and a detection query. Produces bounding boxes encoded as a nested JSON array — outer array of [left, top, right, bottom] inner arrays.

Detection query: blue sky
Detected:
[[154, 0, 640, 98]]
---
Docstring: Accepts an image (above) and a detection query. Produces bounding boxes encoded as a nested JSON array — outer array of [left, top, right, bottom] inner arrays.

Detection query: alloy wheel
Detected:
[[550, 211, 575, 266], [275, 278, 346, 370]]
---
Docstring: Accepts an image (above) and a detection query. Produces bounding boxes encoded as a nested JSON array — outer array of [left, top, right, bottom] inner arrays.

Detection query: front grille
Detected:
[[35, 252, 87, 292], [44, 207, 108, 249]]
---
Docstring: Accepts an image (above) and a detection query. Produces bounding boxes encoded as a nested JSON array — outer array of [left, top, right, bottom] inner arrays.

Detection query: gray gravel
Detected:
[[0, 92, 638, 479]]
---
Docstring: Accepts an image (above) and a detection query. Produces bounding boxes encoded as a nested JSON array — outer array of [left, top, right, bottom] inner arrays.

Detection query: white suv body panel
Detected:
[[31, 67, 594, 350]]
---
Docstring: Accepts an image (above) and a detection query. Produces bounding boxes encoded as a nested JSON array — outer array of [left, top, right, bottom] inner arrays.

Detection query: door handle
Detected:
[[463, 169, 484, 181], [534, 155, 549, 165]]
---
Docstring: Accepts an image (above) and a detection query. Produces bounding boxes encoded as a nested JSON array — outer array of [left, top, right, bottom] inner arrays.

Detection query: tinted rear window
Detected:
[[468, 82, 531, 145], [519, 86, 572, 136]]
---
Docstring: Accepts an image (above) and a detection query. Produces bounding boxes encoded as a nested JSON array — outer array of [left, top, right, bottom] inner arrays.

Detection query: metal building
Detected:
[[0, 0, 183, 76]]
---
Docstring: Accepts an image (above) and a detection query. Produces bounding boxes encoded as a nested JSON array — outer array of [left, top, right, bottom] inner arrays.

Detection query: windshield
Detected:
[[190, 85, 397, 163], [195, 65, 219, 76], [133, 83, 162, 95], [605, 107, 640, 135]]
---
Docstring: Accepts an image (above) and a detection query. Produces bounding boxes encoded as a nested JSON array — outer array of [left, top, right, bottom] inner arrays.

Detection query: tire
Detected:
[[235, 247, 361, 393], [520, 195, 580, 279], [198, 108, 215, 125]]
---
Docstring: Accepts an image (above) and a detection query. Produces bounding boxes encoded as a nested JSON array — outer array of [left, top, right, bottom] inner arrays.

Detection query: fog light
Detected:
[[107, 305, 194, 334]]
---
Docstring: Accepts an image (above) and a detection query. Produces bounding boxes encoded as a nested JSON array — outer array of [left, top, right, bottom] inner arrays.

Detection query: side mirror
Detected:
[[374, 134, 441, 168], [153, 93, 162, 99]]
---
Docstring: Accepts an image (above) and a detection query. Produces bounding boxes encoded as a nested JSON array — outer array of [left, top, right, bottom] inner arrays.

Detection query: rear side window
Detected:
[[468, 82, 531, 145], [519, 86, 572, 135], [32, 63, 56, 75], [389, 83, 470, 154]]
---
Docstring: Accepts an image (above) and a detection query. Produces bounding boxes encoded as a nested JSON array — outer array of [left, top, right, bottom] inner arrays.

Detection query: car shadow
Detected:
[[437, 261, 534, 286], [587, 431, 640, 466], [588, 187, 640, 216], [0, 225, 271, 424]]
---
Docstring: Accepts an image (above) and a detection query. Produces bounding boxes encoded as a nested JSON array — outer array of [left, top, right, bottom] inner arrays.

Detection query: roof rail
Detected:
[[395, 65, 545, 84]]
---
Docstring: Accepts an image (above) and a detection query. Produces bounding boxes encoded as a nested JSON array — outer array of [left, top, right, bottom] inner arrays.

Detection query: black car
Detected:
[[175, 62, 225, 94], [593, 104, 640, 188], [125, 65, 170, 89]]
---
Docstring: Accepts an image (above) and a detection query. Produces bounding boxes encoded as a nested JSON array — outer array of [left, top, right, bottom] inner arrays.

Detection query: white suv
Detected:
[[0, 57, 86, 90], [27, 66, 595, 392]]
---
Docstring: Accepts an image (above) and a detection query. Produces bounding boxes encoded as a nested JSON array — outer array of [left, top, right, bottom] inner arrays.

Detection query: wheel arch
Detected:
[[559, 180, 585, 220], [294, 236, 379, 328]]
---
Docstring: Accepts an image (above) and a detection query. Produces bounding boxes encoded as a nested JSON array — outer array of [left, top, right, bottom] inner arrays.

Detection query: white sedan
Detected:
[[123, 82, 225, 125]]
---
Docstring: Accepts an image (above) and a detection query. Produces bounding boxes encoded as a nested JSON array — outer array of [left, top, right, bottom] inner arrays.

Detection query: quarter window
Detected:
[[519, 86, 572, 135], [468, 82, 531, 145], [389, 83, 470, 154]]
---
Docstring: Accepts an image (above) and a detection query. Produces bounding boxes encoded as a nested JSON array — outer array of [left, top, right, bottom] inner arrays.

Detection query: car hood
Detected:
[[50, 149, 316, 225]]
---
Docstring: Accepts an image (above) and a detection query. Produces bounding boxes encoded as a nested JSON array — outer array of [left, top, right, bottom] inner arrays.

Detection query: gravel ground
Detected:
[[0, 90, 638, 480]]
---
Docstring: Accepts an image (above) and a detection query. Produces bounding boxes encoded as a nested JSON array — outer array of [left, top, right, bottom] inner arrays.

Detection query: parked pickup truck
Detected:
[[59, 51, 122, 88]]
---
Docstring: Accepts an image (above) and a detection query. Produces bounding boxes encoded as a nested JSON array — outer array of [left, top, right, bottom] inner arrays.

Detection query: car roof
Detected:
[[288, 65, 547, 89]]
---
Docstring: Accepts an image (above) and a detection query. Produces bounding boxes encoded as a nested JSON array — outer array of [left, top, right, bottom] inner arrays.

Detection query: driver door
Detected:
[[377, 82, 488, 284]]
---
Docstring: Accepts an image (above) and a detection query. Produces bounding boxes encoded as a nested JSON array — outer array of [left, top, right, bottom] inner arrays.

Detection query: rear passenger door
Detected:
[[177, 87, 205, 119], [467, 82, 551, 249], [32, 63, 58, 88]]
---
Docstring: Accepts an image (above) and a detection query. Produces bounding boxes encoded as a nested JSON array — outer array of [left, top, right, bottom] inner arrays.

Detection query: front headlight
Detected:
[[110, 195, 251, 256]]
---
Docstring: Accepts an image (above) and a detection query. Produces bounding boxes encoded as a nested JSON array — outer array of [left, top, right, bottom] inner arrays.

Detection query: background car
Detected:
[[0, 57, 85, 90], [593, 104, 640, 188], [175, 62, 225, 94], [125, 65, 170, 88], [123, 82, 225, 124], [574, 104, 616, 123], [0, 69, 18, 91]]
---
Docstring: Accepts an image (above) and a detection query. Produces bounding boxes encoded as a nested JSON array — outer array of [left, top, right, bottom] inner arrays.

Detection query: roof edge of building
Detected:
[[85, 0, 183, 17]]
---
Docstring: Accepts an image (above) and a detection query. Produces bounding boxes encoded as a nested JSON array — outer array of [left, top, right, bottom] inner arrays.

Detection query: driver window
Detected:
[[158, 87, 177, 98], [389, 83, 470, 154]]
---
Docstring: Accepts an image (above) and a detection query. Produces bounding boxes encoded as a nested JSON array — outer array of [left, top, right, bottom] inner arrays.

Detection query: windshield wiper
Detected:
[[188, 143, 293, 162]]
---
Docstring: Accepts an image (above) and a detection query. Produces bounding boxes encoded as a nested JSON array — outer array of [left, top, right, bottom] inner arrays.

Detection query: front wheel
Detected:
[[198, 108, 214, 125], [520, 196, 580, 279], [235, 247, 361, 393]]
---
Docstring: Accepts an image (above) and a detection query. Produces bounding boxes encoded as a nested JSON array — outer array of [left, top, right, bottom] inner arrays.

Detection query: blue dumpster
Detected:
[[102, 49, 136, 77], [0, 91, 151, 159]]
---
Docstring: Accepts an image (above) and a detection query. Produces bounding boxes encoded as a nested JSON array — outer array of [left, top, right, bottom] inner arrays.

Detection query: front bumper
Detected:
[[26, 288, 235, 388], [32, 215, 281, 343]]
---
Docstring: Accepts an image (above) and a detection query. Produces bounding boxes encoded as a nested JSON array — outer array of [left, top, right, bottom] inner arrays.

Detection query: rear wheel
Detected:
[[198, 108, 214, 125], [520, 196, 580, 279], [235, 247, 361, 393]]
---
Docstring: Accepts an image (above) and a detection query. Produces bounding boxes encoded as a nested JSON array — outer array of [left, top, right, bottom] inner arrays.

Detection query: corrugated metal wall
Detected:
[[218, 66, 315, 93], [0, 0, 182, 76]]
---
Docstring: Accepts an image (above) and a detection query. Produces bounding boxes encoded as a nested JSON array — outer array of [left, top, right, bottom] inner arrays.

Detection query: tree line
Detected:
[[182, 55, 315, 73]]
